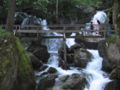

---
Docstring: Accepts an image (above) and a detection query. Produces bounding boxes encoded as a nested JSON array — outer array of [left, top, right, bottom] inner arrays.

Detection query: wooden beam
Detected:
[[16, 35, 102, 38], [15, 29, 115, 33]]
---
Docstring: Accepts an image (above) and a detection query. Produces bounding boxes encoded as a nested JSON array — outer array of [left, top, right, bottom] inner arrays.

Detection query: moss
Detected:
[[106, 35, 117, 44], [0, 58, 11, 83], [0, 28, 33, 83], [15, 37, 32, 76], [0, 27, 10, 37]]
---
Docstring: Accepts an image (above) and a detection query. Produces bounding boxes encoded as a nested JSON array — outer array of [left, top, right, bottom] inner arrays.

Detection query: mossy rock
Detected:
[[0, 28, 35, 90], [98, 36, 120, 73]]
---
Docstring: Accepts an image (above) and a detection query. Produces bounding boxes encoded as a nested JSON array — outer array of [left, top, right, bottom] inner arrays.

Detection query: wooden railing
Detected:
[[0, 24, 115, 39]]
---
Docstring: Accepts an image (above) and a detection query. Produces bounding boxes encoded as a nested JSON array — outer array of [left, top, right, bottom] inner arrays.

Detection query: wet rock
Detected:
[[33, 46, 50, 62], [69, 44, 85, 53], [104, 80, 120, 90], [38, 74, 58, 90], [110, 67, 120, 80], [105, 67, 120, 90], [30, 54, 43, 70], [27, 41, 50, 63], [75, 38, 98, 49], [98, 40, 120, 72], [74, 48, 92, 68], [48, 67, 57, 74], [58, 57, 70, 69], [58, 44, 91, 68], [54, 73, 88, 90], [59, 75, 69, 82], [99, 38, 120, 90], [39, 65, 48, 72]]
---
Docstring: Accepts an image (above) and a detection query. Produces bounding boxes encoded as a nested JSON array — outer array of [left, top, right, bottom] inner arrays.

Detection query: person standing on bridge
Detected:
[[92, 19, 100, 35], [91, 11, 107, 36]]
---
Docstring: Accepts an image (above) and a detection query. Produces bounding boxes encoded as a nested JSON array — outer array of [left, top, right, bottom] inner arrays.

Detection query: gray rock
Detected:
[[30, 54, 43, 70], [104, 80, 120, 90], [98, 40, 120, 72], [27, 41, 50, 63], [38, 74, 58, 90], [48, 67, 57, 74], [52, 73, 88, 90], [74, 48, 92, 68]]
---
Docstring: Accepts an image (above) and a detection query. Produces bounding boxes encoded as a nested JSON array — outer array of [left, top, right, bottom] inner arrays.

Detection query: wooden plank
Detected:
[[63, 33, 67, 63], [17, 35, 102, 38], [15, 29, 115, 34]]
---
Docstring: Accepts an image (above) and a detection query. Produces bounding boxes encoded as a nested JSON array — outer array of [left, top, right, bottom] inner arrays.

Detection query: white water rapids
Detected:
[[84, 50, 111, 90], [35, 19, 111, 90]]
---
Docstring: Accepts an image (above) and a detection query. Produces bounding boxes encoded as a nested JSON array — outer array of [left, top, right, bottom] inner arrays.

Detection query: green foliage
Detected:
[[33, 0, 50, 14], [0, 28, 32, 77], [16, 0, 30, 6], [0, 27, 9, 37], [15, 37, 32, 76], [0, 0, 113, 24], [107, 35, 117, 43]]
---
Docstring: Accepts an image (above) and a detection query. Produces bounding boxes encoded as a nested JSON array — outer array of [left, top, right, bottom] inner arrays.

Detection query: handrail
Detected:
[[0, 24, 115, 39], [14, 29, 115, 33], [0, 24, 112, 28]]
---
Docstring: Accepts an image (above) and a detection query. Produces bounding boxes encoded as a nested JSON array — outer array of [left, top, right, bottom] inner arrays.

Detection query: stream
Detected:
[[34, 19, 111, 90], [18, 11, 111, 90]]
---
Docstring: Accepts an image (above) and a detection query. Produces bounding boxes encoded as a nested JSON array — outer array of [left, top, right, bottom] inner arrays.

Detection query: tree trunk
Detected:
[[6, 0, 16, 32], [56, 0, 58, 23], [113, 0, 120, 37]]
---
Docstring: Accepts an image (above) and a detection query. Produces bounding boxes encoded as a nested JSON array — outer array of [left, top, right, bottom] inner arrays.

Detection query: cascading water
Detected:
[[92, 11, 107, 24], [18, 12, 111, 90], [37, 19, 111, 90], [84, 50, 111, 90], [66, 33, 76, 48], [40, 19, 80, 76], [41, 19, 63, 53]]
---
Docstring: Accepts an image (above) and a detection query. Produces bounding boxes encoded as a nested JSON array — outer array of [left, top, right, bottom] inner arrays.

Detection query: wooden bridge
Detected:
[[1, 24, 115, 39], [0, 24, 115, 62]]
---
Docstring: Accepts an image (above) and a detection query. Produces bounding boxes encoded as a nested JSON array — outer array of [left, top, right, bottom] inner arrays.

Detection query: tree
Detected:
[[6, 0, 16, 32], [113, 0, 120, 37]]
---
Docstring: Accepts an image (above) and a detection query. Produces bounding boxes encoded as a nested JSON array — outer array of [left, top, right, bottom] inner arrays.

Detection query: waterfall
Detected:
[[41, 19, 50, 30], [66, 33, 76, 48], [17, 12, 111, 89], [84, 50, 111, 90], [16, 12, 111, 89], [37, 19, 111, 90], [92, 11, 107, 24], [36, 19, 81, 77]]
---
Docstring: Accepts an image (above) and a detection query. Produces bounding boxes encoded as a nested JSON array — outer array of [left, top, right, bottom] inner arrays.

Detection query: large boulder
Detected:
[[105, 66, 120, 90], [110, 66, 120, 80], [104, 80, 120, 90], [99, 37, 120, 90], [58, 44, 91, 68], [30, 54, 43, 70], [27, 40, 50, 63], [75, 37, 98, 49], [98, 38, 120, 72], [73, 48, 91, 68], [0, 29, 35, 90], [37, 74, 58, 90], [51, 73, 88, 90]]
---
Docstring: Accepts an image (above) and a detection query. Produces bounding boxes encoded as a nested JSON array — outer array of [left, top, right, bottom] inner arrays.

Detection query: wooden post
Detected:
[[63, 26, 67, 63], [103, 30, 106, 39], [56, 0, 58, 23]]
